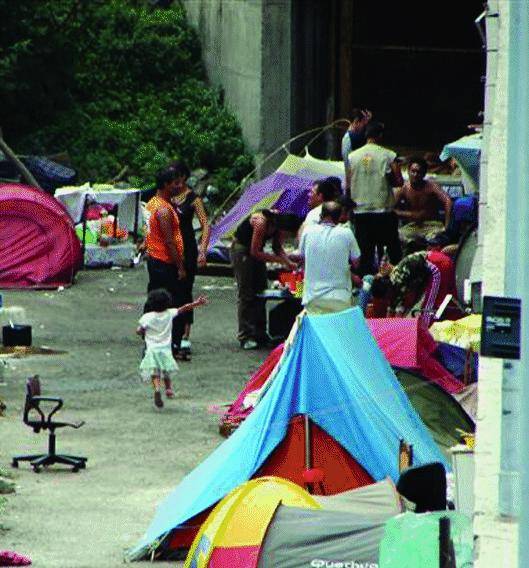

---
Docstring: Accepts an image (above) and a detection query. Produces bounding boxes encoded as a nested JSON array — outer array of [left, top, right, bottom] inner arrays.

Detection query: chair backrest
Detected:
[[27, 375, 41, 397], [23, 375, 44, 429]]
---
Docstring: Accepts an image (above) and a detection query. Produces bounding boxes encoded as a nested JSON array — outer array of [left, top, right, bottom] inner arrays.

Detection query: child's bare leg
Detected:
[[152, 374, 163, 408], [163, 373, 175, 398], [182, 323, 191, 340]]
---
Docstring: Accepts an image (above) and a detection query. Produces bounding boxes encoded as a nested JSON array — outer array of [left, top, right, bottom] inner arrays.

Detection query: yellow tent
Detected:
[[184, 476, 320, 568]]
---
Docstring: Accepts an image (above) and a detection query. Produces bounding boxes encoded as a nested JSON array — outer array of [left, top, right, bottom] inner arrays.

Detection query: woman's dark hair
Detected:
[[170, 160, 190, 179], [274, 213, 304, 233], [155, 167, 178, 190], [144, 288, 173, 313]]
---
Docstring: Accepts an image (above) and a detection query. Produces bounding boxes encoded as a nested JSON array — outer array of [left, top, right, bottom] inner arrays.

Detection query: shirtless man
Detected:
[[394, 156, 452, 244]]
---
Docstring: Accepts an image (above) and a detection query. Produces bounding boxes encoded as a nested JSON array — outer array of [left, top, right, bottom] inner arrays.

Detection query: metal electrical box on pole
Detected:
[[481, 296, 521, 360]]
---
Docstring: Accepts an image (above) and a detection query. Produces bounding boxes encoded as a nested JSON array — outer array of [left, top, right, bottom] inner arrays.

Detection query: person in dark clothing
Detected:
[[170, 164, 211, 359], [348, 121, 403, 275], [231, 210, 303, 350]]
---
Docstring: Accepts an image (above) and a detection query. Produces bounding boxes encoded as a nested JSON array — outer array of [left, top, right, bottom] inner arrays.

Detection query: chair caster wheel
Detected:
[[33, 466, 41, 473], [12, 460, 19, 468], [72, 467, 79, 473]]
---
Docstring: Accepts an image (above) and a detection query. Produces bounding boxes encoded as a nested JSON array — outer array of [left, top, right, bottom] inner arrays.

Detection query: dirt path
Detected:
[[0, 267, 265, 567]]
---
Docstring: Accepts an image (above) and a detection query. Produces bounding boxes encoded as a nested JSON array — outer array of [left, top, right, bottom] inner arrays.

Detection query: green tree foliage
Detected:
[[0, 0, 253, 197]]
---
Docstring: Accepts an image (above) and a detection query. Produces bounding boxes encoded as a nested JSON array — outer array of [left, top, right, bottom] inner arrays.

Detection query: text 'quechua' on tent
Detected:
[[127, 308, 447, 562], [0, 183, 81, 288]]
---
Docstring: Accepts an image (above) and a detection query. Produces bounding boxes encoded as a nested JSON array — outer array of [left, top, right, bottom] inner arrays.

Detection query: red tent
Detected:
[[169, 415, 374, 552], [0, 184, 81, 288]]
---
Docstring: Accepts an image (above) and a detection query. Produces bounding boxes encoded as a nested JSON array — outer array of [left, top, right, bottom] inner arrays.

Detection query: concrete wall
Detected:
[[182, 0, 292, 164]]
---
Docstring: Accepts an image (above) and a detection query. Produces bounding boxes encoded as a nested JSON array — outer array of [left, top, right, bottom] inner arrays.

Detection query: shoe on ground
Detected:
[[154, 391, 163, 408], [241, 339, 258, 350], [256, 334, 274, 347], [165, 389, 175, 399]]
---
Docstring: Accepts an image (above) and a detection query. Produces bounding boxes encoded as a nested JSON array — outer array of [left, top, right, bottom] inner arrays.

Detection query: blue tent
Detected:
[[128, 308, 447, 560], [440, 133, 481, 193]]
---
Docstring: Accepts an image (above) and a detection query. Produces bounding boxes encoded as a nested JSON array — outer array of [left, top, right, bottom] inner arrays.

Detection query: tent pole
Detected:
[[81, 194, 90, 269], [0, 128, 42, 190], [133, 191, 140, 243], [304, 415, 312, 493]]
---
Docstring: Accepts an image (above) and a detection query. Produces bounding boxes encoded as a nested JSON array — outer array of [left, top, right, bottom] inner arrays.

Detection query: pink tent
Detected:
[[366, 318, 464, 394], [0, 183, 81, 289]]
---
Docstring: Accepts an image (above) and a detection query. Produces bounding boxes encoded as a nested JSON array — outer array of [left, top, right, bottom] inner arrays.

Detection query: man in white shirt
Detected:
[[299, 201, 361, 314], [299, 178, 340, 238]]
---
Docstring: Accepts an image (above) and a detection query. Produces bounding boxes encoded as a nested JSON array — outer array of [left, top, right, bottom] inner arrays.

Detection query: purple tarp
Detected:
[[209, 165, 346, 249], [209, 173, 313, 249]]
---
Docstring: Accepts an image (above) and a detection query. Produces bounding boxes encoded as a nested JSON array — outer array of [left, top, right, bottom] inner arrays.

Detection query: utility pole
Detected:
[[505, 3, 529, 567]]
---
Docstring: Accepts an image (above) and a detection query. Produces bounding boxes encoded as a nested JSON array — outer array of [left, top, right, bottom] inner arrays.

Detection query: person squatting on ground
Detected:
[[369, 237, 461, 326], [170, 162, 211, 359], [137, 289, 208, 409], [231, 210, 303, 350], [144, 164, 187, 357], [347, 121, 403, 275], [394, 156, 452, 245], [298, 201, 360, 314]]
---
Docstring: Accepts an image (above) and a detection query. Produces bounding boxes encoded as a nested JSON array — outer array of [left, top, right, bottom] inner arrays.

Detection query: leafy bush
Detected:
[[0, 1, 253, 201]]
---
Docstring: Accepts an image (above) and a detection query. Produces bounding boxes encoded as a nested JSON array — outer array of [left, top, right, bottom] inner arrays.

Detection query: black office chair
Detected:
[[12, 376, 87, 473]]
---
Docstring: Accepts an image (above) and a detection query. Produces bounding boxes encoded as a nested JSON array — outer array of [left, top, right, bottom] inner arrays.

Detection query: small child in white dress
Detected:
[[137, 288, 207, 408]]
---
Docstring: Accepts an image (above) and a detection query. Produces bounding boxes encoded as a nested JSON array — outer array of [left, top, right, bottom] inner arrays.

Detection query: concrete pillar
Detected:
[[474, 1, 518, 564], [182, 0, 292, 169]]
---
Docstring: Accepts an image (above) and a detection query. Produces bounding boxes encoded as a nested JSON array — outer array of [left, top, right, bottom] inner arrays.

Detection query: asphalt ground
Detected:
[[0, 265, 266, 567]]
